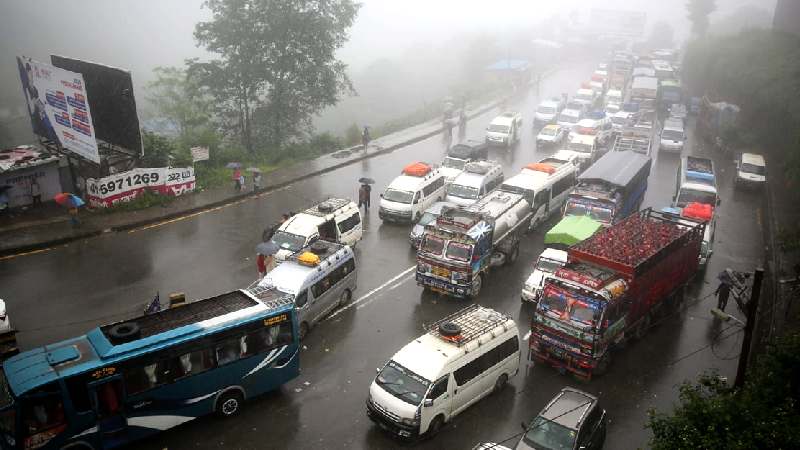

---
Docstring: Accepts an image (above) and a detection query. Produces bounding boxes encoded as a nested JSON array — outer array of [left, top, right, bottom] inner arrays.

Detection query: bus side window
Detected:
[[215, 337, 243, 367], [173, 348, 215, 379], [22, 383, 65, 437], [66, 376, 92, 413]]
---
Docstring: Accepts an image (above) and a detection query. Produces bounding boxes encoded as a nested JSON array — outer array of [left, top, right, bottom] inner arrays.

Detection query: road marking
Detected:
[[128, 185, 291, 234], [326, 265, 416, 321], [0, 245, 63, 261]]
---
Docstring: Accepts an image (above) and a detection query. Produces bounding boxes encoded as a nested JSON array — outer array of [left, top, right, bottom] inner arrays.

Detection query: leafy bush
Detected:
[[99, 190, 174, 213]]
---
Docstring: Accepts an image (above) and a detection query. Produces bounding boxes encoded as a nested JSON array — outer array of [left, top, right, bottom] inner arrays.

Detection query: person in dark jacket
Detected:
[[715, 281, 732, 312]]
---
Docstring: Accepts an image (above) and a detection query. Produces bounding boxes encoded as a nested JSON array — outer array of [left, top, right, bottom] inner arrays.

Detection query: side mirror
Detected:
[[379, 193, 384, 199], [423, 399, 433, 407]]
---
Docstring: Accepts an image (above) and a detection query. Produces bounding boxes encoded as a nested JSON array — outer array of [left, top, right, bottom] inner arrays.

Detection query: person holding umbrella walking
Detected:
[[358, 177, 374, 213], [54, 193, 84, 227], [255, 241, 279, 278]]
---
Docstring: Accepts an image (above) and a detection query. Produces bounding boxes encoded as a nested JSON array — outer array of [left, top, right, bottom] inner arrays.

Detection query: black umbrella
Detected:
[[255, 241, 280, 256], [358, 177, 375, 184]]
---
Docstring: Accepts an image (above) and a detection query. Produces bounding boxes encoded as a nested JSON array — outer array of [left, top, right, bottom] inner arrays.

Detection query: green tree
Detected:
[[647, 332, 800, 449], [687, 0, 716, 38], [190, 0, 359, 154], [146, 66, 212, 140], [140, 131, 178, 167]]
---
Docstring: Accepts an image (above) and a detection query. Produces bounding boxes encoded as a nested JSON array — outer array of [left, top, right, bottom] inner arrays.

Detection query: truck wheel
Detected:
[[594, 353, 611, 376], [507, 246, 519, 265], [470, 274, 483, 298], [635, 314, 651, 340], [493, 374, 508, 393]]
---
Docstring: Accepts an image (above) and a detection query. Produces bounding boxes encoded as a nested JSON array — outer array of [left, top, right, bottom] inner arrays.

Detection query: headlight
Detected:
[[524, 282, 535, 292], [452, 271, 467, 282], [418, 263, 431, 273], [401, 417, 418, 426]]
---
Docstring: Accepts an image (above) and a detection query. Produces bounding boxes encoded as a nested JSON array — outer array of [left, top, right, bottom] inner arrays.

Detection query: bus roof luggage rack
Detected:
[[102, 290, 260, 342], [425, 304, 510, 347]]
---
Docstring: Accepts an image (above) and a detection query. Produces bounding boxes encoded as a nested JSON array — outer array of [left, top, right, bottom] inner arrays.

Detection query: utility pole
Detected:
[[734, 268, 764, 389]]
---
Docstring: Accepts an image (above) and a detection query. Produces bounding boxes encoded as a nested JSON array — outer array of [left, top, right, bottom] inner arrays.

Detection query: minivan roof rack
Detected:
[[425, 304, 510, 347]]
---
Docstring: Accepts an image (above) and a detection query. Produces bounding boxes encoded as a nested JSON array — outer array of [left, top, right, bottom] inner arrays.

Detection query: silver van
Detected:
[[255, 241, 356, 339]]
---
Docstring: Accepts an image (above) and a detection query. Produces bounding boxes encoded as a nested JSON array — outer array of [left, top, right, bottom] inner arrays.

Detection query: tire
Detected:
[[634, 313, 651, 340], [507, 246, 519, 265], [470, 274, 483, 298], [594, 352, 611, 376], [427, 415, 445, 437], [298, 322, 310, 340], [339, 289, 352, 308], [108, 322, 140, 343], [493, 373, 508, 393], [216, 390, 244, 418]]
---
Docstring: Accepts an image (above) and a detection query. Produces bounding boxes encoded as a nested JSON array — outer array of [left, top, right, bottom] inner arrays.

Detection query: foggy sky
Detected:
[[0, 0, 777, 134]]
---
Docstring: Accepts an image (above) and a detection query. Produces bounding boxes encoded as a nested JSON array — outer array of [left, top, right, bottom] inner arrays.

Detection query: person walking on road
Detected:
[[358, 183, 371, 213], [30, 180, 41, 206], [233, 168, 242, 192], [715, 280, 732, 312], [362, 126, 371, 151], [253, 172, 262, 191]]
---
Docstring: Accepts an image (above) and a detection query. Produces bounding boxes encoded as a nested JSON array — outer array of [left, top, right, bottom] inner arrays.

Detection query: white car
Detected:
[[735, 153, 766, 188], [556, 109, 582, 131], [536, 124, 567, 147], [486, 112, 523, 147], [610, 111, 635, 132], [570, 117, 614, 146], [521, 248, 568, 302], [534, 99, 563, 125]]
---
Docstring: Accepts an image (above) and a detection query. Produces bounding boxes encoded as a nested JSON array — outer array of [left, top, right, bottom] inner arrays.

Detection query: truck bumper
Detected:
[[416, 273, 470, 298], [530, 344, 594, 381]]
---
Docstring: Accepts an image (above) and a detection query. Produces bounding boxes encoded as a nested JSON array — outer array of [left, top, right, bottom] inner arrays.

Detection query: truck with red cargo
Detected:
[[529, 208, 705, 380]]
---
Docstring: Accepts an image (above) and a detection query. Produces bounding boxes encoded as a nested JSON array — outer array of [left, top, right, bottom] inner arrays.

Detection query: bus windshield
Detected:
[[376, 361, 430, 406]]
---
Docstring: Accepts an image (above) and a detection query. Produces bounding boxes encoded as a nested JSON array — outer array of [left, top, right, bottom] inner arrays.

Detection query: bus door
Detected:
[[90, 376, 127, 444]]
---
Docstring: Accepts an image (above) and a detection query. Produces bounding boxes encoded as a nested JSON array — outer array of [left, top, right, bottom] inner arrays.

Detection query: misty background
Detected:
[[0, 0, 776, 147]]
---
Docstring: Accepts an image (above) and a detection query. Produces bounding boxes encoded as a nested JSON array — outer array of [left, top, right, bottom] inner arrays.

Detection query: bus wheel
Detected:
[[216, 391, 244, 418], [470, 274, 483, 298], [299, 322, 310, 340], [339, 289, 352, 307]]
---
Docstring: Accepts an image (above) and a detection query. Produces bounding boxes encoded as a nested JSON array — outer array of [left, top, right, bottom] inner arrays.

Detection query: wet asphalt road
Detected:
[[0, 63, 766, 450]]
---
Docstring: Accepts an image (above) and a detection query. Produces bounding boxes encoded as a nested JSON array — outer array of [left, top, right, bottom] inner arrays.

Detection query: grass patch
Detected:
[[97, 190, 175, 213]]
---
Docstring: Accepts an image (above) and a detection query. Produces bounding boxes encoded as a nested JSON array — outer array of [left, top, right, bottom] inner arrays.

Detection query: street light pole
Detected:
[[734, 268, 764, 389]]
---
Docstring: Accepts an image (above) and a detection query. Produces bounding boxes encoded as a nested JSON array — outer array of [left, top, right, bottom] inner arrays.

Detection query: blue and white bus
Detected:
[[0, 289, 299, 449]]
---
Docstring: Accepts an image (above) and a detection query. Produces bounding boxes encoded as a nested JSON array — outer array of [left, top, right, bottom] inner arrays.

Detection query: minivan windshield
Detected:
[[537, 106, 556, 114], [558, 113, 579, 124], [447, 183, 480, 200], [488, 124, 510, 133], [662, 129, 683, 141], [676, 189, 717, 207], [271, 231, 306, 252], [741, 163, 765, 175], [376, 361, 430, 406], [522, 416, 577, 450], [442, 157, 467, 170], [383, 188, 414, 204]]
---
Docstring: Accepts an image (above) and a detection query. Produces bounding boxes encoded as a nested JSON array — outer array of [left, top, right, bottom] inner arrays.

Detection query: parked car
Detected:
[[536, 124, 568, 147], [409, 201, 456, 249], [515, 387, 607, 450], [735, 152, 766, 188]]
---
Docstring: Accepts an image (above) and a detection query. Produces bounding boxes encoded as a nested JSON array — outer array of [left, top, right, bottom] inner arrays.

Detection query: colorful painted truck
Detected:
[[530, 208, 705, 380], [416, 189, 532, 298]]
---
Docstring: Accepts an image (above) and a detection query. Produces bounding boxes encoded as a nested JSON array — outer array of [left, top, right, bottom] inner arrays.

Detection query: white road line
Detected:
[[354, 273, 416, 312], [326, 266, 416, 320]]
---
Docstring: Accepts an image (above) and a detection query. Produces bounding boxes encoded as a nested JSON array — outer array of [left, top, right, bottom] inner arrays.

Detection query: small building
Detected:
[[0, 145, 64, 208]]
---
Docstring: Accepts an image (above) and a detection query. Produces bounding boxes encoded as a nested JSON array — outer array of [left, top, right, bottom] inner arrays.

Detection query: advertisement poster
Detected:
[[86, 167, 195, 208], [17, 56, 100, 163]]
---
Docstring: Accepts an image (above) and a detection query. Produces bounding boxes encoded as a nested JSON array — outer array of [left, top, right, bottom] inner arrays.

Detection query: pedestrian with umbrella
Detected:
[[54, 192, 85, 227], [255, 241, 279, 278], [227, 162, 242, 192], [715, 270, 733, 312], [358, 177, 374, 214]]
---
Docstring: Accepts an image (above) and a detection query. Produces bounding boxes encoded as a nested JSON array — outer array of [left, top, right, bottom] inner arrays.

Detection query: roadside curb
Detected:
[[0, 69, 555, 259]]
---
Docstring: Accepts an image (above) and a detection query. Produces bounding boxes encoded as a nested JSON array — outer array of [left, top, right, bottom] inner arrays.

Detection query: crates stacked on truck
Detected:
[[569, 208, 705, 279]]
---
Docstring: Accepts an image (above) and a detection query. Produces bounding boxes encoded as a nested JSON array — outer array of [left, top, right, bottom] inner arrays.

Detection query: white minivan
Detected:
[[445, 161, 504, 206], [735, 153, 766, 188], [379, 163, 447, 223], [659, 119, 686, 153], [271, 198, 362, 261], [255, 241, 356, 339], [486, 112, 523, 147], [367, 305, 519, 439], [521, 248, 567, 303]]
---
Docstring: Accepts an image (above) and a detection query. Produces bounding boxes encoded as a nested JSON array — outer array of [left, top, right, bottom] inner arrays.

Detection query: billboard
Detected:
[[16, 56, 100, 163], [51, 55, 143, 156]]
